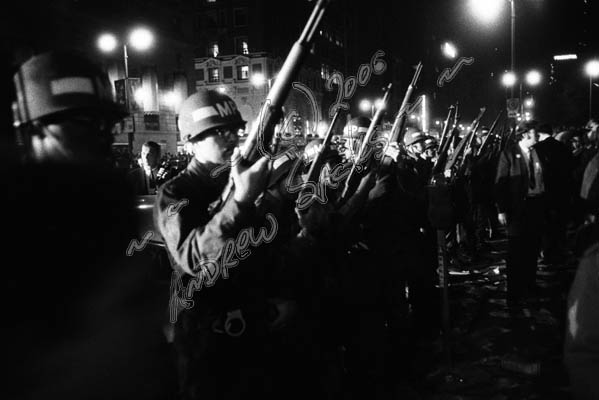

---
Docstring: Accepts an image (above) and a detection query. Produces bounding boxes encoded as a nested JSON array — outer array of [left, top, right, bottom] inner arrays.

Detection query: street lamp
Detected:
[[442, 42, 458, 59], [98, 27, 154, 156], [525, 70, 542, 86], [502, 71, 517, 88], [585, 59, 599, 119], [469, 0, 516, 95]]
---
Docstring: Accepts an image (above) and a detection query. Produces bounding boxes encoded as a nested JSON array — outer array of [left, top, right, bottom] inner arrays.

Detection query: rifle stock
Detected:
[[389, 62, 423, 145], [432, 105, 456, 174], [477, 109, 503, 157], [340, 83, 393, 201], [297, 109, 342, 201], [217, 0, 331, 206]]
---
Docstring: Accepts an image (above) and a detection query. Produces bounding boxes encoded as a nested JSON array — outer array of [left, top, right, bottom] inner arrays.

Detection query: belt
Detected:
[[211, 309, 246, 337]]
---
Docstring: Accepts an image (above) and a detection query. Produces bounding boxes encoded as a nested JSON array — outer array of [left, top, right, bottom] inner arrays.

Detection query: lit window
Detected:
[[209, 42, 219, 57], [209, 68, 220, 83], [237, 65, 249, 80], [235, 36, 249, 55]]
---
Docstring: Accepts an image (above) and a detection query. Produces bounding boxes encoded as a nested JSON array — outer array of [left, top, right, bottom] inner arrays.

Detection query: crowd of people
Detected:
[[5, 46, 599, 400]]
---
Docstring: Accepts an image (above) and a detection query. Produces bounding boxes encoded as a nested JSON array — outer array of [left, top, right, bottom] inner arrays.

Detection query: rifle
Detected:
[[340, 83, 393, 201], [444, 107, 486, 174], [297, 109, 342, 204], [462, 107, 486, 159], [388, 62, 423, 146], [432, 105, 456, 174], [217, 0, 331, 206], [477, 109, 503, 157]]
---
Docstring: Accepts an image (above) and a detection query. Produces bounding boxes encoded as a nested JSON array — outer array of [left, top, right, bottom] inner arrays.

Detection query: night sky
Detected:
[[4, 0, 599, 127]]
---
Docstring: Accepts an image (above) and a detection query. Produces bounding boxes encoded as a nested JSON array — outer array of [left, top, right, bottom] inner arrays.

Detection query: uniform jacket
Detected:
[[534, 137, 572, 206], [495, 143, 537, 215]]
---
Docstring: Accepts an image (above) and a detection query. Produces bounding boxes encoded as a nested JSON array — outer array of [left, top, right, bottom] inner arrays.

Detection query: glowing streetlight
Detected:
[[469, 0, 516, 96], [586, 60, 599, 78], [317, 122, 328, 137], [251, 73, 266, 87], [442, 42, 458, 59], [163, 91, 182, 110], [585, 59, 599, 119], [217, 87, 227, 93], [502, 71, 517, 87], [97, 33, 118, 53], [97, 27, 154, 154], [469, 0, 505, 22], [359, 99, 372, 112], [129, 27, 154, 51], [525, 70, 542, 86], [374, 98, 385, 110]]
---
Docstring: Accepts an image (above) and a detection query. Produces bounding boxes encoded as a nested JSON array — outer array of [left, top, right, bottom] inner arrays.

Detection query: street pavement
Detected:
[[410, 233, 579, 400]]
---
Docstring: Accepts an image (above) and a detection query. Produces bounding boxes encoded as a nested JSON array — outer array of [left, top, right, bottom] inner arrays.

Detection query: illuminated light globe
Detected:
[[134, 87, 150, 107], [317, 122, 328, 137], [526, 70, 542, 86], [502, 71, 517, 87], [97, 33, 118, 52], [469, 0, 504, 22], [129, 27, 154, 51], [164, 91, 181, 108], [586, 60, 599, 78], [359, 99, 372, 112], [443, 42, 458, 59], [251, 73, 266, 87], [374, 98, 385, 110]]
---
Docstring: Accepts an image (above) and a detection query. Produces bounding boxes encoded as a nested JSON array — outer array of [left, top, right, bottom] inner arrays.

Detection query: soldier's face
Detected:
[[191, 126, 240, 165]]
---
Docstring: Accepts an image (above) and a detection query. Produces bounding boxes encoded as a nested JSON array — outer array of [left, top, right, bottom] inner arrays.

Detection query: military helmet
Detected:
[[178, 90, 246, 142], [423, 136, 438, 150], [342, 116, 371, 139], [403, 127, 426, 147], [13, 50, 126, 126]]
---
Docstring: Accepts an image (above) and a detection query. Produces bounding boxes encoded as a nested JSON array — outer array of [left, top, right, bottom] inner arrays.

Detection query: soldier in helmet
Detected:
[[6, 50, 176, 399], [155, 89, 323, 399]]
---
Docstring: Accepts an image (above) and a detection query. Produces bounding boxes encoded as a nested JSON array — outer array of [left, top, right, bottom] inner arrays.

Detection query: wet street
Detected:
[[412, 232, 578, 399]]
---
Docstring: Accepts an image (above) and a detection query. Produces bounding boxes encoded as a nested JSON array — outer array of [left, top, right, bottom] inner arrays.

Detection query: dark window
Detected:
[[233, 8, 248, 27], [197, 69, 205, 81], [204, 10, 217, 28], [218, 9, 227, 26], [144, 113, 160, 131], [223, 66, 233, 79], [252, 63, 262, 74]]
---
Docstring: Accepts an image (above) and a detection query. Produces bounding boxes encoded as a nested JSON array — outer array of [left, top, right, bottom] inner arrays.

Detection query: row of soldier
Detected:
[[6, 47, 599, 400]]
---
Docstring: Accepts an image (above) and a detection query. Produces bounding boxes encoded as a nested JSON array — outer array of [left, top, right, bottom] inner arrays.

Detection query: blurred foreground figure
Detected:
[[5, 51, 175, 399], [565, 161, 599, 400]]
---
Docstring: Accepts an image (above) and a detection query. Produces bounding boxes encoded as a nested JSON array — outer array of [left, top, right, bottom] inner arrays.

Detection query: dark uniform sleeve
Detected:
[[495, 150, 510, 214], [155, 181, 254, 276]]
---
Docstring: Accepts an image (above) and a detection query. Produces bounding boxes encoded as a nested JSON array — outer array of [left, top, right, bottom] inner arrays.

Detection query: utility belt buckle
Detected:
[[211, 309, 246, 337]]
